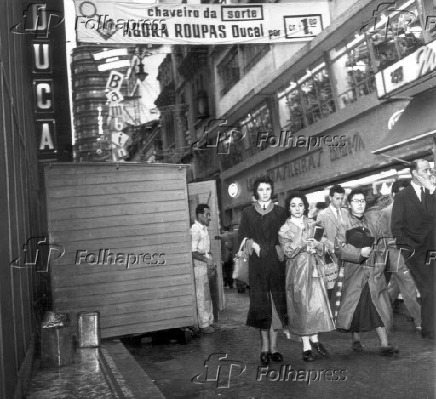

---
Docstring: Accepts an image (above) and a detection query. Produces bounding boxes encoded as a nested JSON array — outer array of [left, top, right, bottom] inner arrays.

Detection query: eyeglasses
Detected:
[[351, 199, 366, 204]]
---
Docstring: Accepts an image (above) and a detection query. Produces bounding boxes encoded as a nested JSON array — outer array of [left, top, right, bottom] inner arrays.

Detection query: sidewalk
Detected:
[[125, 289, 436, 399], [26, 289, 435, 399], [26, 339, 164, 399]]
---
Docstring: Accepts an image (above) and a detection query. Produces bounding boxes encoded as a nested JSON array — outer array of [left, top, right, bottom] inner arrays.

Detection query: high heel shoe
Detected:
[[260, 351, 270, 365], [302, 350, 314, 362], [268, 352, 283, 362]]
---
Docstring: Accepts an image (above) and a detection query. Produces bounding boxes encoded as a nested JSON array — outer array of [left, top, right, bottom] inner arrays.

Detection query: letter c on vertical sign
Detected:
[[35, 80, 54, 112]]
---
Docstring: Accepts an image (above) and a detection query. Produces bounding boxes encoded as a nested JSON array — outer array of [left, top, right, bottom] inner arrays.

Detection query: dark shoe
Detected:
[[310, 341, 330, 358], [260, 351, 270, 365], [268, 352, 283, 362], [302, 350, 314, 362], [421, 331, 435, 340], [380, 345, 399, 357], [210, 323, 221, 331], [352, 341, 363, 352], [200, 326, 215, 334]]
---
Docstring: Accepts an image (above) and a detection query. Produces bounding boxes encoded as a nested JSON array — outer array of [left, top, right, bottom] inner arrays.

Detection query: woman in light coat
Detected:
[[279, 191, 335, 362]]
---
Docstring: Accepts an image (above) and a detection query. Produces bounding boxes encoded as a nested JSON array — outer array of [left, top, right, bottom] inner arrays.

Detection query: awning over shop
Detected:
[[372, 88, 436, 155]]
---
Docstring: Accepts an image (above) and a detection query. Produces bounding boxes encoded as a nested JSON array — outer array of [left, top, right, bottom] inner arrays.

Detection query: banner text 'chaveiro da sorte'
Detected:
[[74, 1, 330, 45]]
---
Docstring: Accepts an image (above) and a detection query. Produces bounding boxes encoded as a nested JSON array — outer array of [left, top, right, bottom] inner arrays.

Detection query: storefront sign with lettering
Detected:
[[375, 39, 436, 97]]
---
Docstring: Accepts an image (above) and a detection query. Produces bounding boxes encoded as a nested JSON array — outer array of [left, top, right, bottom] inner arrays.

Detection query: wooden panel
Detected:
[[48, 210, 187, 232], [47, 180, 186, 198], [55, 285, 192, 308], [46, 163, 196, 338], [101, 316, 194, 338], [48, 190, 187, 210], [48, 200, 186, 220]]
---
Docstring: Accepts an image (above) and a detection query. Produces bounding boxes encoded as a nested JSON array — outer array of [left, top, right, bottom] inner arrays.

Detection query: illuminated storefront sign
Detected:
[[375, 39, 436, 98]]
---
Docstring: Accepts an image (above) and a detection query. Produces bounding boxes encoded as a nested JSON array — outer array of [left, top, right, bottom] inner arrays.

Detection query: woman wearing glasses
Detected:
[[333, 188, 397, 356], [278, 191, 335, 362]]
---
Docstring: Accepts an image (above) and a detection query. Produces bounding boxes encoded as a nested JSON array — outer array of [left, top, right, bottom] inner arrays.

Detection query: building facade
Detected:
[[155, 0, 436, 225], [1, 0, 71, 397]]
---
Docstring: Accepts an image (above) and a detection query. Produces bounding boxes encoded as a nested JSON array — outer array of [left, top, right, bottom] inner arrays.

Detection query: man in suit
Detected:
[[317, 184, 348, 297], [392, 159, 435, 340], [380, 180, 421, 333]]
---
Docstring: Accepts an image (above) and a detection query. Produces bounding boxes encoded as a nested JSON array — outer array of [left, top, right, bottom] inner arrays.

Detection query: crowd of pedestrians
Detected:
[[199, 159, 433, 365], [189, 159, 434, 363]]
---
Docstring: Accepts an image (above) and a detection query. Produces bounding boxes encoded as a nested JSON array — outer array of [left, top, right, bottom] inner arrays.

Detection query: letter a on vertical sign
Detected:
[[37, 119, 56, 153]]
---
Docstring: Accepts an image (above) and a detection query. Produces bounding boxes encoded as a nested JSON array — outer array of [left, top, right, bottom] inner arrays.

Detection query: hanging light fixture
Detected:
[[136, 62, 149, 82]]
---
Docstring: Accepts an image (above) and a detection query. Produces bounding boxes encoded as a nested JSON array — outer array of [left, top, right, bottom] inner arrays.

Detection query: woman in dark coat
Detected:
[[238, 176, 287, 365]]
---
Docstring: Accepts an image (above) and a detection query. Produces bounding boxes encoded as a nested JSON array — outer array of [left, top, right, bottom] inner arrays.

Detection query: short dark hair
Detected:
[[329, 184, 345, 197], [392, 179, 410, 194], [347, 188, 366, 203], [195, 203, 210, 217], [409, 159, 427, 175], [253, 176, 274, 200], [316, 202, 327, 210], [284, 191, 309, 217]]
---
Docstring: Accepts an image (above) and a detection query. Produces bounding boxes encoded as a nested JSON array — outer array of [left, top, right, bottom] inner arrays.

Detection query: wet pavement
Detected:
[[125, 288, 436, 399]]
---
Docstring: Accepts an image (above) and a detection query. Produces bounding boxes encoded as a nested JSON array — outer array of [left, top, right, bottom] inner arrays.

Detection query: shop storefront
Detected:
[[216, 0, 436, 225], [221, 99, 410, 225]]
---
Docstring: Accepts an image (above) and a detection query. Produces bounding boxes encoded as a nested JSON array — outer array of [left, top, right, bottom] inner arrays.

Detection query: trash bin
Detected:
[[41, 326, 73, 367], [77, 311, 100, 348]]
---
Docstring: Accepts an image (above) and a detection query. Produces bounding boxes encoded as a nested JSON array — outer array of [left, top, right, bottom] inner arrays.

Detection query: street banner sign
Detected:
[[73, 1, 330, 45]]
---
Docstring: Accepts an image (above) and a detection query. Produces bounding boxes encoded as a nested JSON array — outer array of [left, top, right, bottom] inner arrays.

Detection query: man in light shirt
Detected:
[[191, 204, 217, 334]]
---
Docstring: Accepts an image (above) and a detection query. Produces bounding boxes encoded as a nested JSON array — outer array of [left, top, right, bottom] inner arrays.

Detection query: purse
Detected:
[[345, 227, 374, 248], [232, 238, 250, 285]]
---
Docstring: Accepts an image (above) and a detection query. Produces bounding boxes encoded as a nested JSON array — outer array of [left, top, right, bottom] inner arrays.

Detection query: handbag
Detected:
[[232, 238, 250, 285], [345, 227, 374, 248]]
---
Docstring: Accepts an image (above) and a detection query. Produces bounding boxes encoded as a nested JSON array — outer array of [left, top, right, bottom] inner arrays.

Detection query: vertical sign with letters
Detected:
[[24, 1, 71, 160]]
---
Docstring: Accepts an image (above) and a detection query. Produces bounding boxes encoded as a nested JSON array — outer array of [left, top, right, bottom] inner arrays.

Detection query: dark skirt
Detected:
[[349, 282, 384, 332]]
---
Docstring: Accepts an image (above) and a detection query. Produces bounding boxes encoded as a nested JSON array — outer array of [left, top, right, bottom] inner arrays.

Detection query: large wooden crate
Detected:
[[44, 162, 197, 338]]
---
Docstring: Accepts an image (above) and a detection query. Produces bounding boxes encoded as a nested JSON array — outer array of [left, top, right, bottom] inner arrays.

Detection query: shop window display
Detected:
[[331, 35, 376, 109], [277, 62, 335, 133], [364, 0, 424, 70], [219, 102, 273, 171]]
